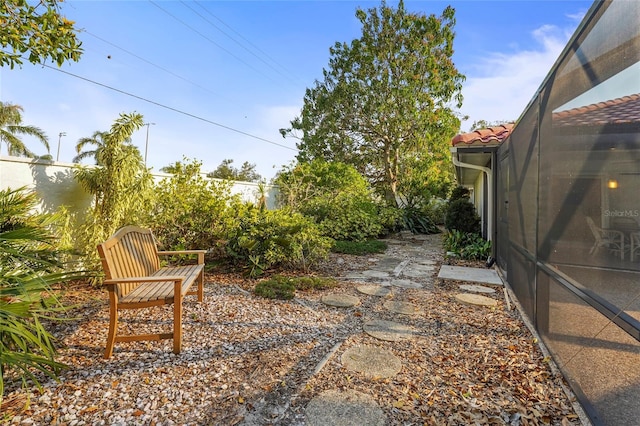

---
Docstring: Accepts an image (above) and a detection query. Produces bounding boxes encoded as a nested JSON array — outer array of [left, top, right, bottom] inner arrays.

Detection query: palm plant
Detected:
[[0, 187, 86, 399], [72, 112, 154, 269], [0, 102, 49, 158], [72, 130, 108, 163], [73, 130, 142, 164]]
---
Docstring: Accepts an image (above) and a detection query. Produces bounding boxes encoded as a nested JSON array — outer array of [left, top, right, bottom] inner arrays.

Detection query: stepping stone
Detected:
[[361, 270, 390, 279], [454, 293, 498, 307], [383, 300, 418, 316], [438, 265, 503, 286], [341, 346, 402, 378], [321, 294, 360, 307], [388, 279, 422, 289], [401, 264, 435, 278], [306, 389, 386, 426], [459, 284, 496, 294], [357, 284, 391, 297], [392, 259, 410, 276], [363, 319, 414, 342]]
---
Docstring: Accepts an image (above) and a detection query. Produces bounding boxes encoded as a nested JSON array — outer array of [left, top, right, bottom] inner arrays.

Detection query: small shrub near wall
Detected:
[[226, 205, 332, 277], [146, 159, 241, 255]]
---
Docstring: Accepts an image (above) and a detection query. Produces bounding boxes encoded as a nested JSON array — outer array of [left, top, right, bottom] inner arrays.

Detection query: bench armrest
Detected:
[[104, 276, 184, 286], [158, 250, 206, 264]]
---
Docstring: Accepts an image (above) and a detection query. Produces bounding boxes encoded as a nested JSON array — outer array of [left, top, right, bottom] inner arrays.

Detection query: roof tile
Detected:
[[451, 123, 514, 146], [553, 93, 640, 127]]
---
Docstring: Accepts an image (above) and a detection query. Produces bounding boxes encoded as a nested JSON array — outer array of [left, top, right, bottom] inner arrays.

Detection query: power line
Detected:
[[184, 0, 301, 85], [84, 30, 231, 103], [149, 0, 282, 88], [40, 62, 298, 152]]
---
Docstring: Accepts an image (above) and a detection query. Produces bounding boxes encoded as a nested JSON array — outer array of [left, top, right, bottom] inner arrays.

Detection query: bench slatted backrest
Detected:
[[97, 226, 161, 297]]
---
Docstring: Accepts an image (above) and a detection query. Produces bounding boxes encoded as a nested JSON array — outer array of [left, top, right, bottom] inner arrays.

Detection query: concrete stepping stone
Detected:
[[321, 294, 360, 307], [361, 270, 391, 279], [363, 319, 414, 341], [357, 284, 391, 297], [341, 346, 402, 378], [401, 265, 436, 279], [388, 279, 422, 289], [454, 293, 498, 307], [306, 389, 386, 426], [383, 300, 418, 316], [438, 265, 503, 286], [459, 284, 496, 294]]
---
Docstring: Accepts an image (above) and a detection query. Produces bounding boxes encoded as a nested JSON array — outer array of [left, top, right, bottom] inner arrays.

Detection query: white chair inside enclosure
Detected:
[[586, 217, 625, 260]]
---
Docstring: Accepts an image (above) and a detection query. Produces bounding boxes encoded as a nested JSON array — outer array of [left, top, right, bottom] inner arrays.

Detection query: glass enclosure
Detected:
[[495, 1, 640, 424]]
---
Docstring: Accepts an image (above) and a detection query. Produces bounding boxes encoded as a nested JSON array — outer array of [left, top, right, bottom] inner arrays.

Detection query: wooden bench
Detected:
[[97, 226, 206, 358]]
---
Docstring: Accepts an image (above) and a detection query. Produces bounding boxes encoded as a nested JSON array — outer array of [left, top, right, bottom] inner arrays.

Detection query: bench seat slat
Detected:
[[119, 264, 204, 304]]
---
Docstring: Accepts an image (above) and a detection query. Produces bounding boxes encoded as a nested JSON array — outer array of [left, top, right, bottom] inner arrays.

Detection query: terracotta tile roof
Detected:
[[553, 93, 640, 127], [451, 123, 514, 146]]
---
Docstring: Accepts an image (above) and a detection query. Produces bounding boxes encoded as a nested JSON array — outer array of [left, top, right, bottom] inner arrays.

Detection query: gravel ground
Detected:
[[2, 233, 584, 425]]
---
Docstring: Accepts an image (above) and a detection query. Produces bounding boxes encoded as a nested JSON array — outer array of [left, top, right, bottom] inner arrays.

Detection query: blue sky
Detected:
[[1, 0, 593, 180]]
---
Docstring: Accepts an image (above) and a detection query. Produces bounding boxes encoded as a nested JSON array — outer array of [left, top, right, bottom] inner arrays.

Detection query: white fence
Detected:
[[0, 155, 278, 216]]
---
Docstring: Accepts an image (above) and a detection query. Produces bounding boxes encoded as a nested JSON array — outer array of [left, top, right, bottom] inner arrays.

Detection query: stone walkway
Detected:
[[305, 233, 503, 424]]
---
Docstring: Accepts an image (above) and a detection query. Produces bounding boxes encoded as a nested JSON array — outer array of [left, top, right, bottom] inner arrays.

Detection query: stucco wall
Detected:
[[0, 155, 278, 215]]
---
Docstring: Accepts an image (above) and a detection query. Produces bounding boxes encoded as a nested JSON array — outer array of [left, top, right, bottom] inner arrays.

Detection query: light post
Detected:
[[144, 123, 155, 165], [56, 132, 66, 162]]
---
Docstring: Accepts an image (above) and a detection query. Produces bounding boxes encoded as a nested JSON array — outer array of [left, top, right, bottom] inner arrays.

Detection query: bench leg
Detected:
[[104, 302, 118, 359], [197, 252, 205, 302], [197, 269, 204, 302], [173, 285, 183, 354]]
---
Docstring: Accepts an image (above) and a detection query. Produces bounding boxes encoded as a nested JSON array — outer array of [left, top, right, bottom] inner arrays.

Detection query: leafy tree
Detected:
[[0, 187, 87, 397], [281, 0, 464, 205], [207, 158, 262, 182], [469, 119, 514, 132], [0, 101, 49, 157], [72, 112, 153, 267], [0, 0, 82, 68]]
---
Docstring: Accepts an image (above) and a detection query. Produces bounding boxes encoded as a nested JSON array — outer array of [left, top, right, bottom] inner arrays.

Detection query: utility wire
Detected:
[[84, 30, 232, 103], [40, 62, 298, 152], [194, 1, 303, 85], [184, 0, 300, 85], [149, 0, 282, 88]]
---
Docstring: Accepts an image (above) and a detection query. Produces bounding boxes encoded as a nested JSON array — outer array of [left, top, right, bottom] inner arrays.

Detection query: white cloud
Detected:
[[459, 24, 572, 132]]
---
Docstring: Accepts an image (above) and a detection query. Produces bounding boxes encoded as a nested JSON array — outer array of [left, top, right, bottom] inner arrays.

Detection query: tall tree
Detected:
[[208, 158, 262, 182], [0, 101, 49, 157], [0, 0, 82, 68], [282, 1, 464, 205]]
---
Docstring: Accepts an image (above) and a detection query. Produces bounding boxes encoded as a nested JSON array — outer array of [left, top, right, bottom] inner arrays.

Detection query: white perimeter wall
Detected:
[[0, 155, 278, 216]]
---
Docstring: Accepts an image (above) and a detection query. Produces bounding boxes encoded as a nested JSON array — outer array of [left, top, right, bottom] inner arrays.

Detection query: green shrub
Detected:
[[422, 197, 448, 225], [449, 186, 471, 202], [147, 158, 240, 255], [332, 239, 387, 255], [445, 198, 480, 234], [274, 160, 387, 241], [290, 276, 338, 291], [226, 206, 331, 277], [399, 205, 439, 234], [443, 229, 491, 261], [254, 275, 338, 299], [308, 194, 386, 241], [254, 276, 296, 300]]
